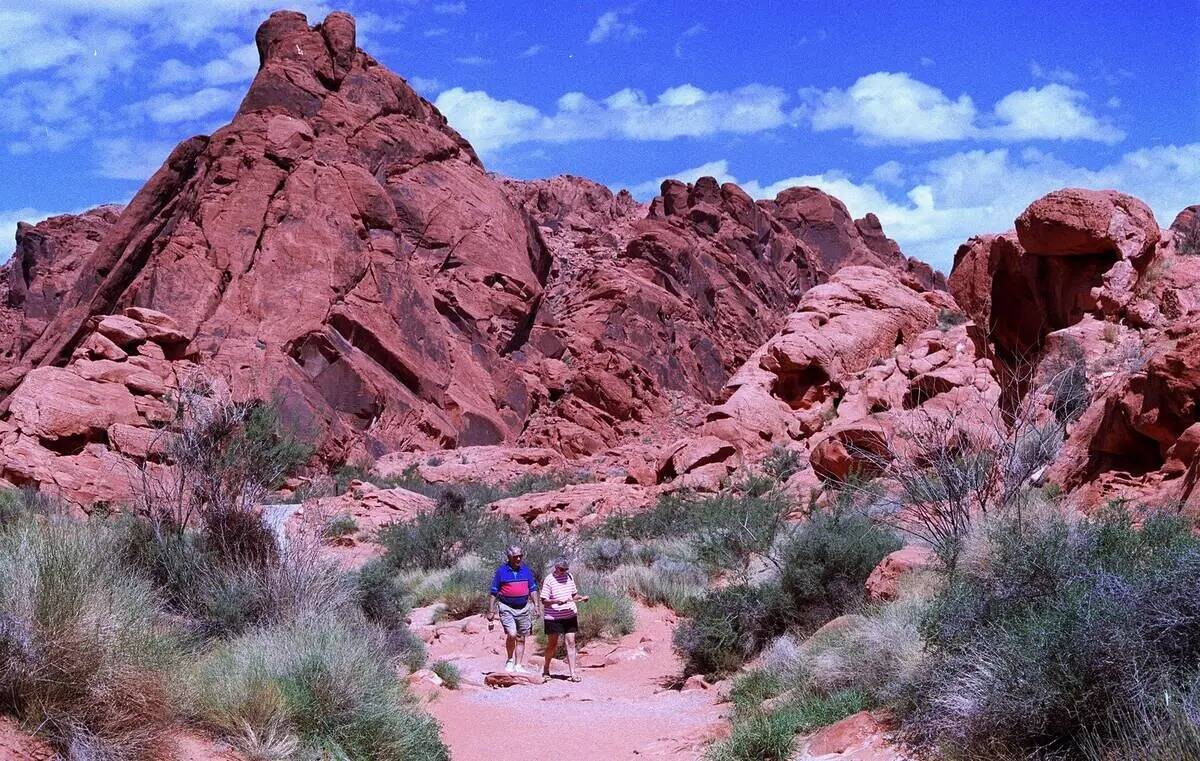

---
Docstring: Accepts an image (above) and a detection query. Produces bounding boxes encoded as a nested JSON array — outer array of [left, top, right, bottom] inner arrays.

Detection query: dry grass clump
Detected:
[[0, 516, 182, 758], [189, 613, 447, 760]]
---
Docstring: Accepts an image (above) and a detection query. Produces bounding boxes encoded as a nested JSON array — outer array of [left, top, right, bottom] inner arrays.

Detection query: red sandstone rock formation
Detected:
[[0, 11, 936, 503]]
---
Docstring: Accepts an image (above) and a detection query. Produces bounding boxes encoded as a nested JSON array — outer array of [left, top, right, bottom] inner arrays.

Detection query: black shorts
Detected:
[[544, 616, 579, 635]]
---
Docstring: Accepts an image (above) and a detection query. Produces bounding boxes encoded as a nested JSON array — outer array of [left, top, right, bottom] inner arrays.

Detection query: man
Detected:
[[487, 545, 542, 673]]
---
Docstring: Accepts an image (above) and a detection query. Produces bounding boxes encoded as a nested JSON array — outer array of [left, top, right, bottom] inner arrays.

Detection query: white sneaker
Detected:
[[504, 660, 516, 673], [513, 663, 529, 674]]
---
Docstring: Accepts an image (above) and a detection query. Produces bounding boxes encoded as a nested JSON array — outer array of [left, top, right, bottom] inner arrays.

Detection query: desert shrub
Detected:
[[603, 559, 707, 611], [762, 445, 801, 481], [904, 506, 1200, 757], [707, 688, 869, 761], [322, 513, 358, 539], [377, 490, 514, 570], [1080, 675, 1200, 760], [140, 381, 310, 546], [599, 483, 790, 575], [120, 514, 352, 639], [521, 527, 576, 580], [355, 558, 411, 630], [189, 614, 447, 760], [791, 597, 926, 704], [937, 308, 969, 330], [674, 582, 791, 677], [431, 660, 461, 690], [582, 536, 634, 572], [0, 516, 181, 758], [729, 668, 786, 713], [576, 586, 636, 644], [375, 464, 589, 506], [438, 583, 490, 621], [776, 503, 902, 631], [0, 491, 22, 526], [1044, 337, 1090, 425], [0, 488, 43, 526], [333, 463, 377, 494]]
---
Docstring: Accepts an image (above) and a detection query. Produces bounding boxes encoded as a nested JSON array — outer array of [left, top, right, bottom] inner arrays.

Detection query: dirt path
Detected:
[[416, 605, 727, 760]]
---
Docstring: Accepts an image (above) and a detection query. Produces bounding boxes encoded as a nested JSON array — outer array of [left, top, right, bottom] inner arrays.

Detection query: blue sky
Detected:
[[1, 1, 1197, 271]]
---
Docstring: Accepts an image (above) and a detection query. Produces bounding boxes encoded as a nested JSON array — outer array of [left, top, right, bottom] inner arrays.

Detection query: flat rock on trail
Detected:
[[419, 604, 726, 760]]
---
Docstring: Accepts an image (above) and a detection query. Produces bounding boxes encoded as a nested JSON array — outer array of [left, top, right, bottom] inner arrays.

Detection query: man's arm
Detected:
[[528, 568, 542, 617], [486, 568, 500, 620]]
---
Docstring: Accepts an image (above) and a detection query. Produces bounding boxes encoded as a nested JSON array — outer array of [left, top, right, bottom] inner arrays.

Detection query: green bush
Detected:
[[776, 503, 902, 631], [729, 669, 785, 713], [904, 506, 1200, 757], [431, 660, 461, 690], [438, 583, 490, 621], [323, 513, 359, 539], [377, 490, 514, 570], [597, 482, 790, 574], [356, 558, 411, 630], [0, 517, 182, 758], [189, 614, 447, 760], [603, 560, 707, 611], [673, 582, 791, 677], [790, 597, 925, 704], [577, 586, 636, 644], [1080, 675, 1200, 760], [707, 688, 868, 761]]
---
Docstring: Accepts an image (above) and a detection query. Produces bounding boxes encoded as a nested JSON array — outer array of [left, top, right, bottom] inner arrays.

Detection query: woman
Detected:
[[540, 556, 588, 683]]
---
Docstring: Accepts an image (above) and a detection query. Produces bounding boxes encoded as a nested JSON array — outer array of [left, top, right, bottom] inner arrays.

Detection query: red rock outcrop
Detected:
[[0, 11, 938, 504], [946, 188, 1200, 513], [0, 208, 122, 376]]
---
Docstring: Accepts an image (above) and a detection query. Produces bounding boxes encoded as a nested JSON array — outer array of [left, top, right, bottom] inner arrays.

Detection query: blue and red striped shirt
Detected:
[[490, 563, 538, 608]]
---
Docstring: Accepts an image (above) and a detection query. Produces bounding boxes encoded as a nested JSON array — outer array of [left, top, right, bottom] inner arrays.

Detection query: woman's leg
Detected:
[[543, 632, 559, 676], [565, 632, 578, 679]]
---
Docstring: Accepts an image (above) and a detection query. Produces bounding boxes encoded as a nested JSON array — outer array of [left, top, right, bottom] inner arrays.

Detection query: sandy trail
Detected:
[[418, 605, 726, 761]]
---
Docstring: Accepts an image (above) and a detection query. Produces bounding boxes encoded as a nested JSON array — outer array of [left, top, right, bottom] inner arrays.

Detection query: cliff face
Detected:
[[0, 11, 944, 503]]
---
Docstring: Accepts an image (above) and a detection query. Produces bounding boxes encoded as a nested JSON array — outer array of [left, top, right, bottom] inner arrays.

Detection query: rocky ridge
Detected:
[[0, 11, 938, 504], [0, 12, 1194, 524]]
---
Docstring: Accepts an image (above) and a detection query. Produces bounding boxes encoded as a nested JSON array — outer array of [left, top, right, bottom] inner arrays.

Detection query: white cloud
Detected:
[[588, 8, 644, 44], [435, 83, 791, 155], [623, 144, 1200, 273], [1029, 61, 1079, 84], [803, 72, 1123, 145], [94, 137, 176, 181], [627, 159, 736, 198], [154, 43, 258, 88], [988, 84, 1124, 143], [519, 44, 544, 58], [131, 87, 239, 124], [433, 2, 466, 14], [805, 72, 978, 143], [424, 27, 448, 37], [433, 88, 542, 154], [454, 55, 492, 66], [674, 23, 705, 58], [408, 76, 442, 95]]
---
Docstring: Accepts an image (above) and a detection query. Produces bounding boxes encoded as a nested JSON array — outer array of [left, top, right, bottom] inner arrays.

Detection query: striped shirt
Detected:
[[540, 571, 578, 620], [490, 563, 538, 608]]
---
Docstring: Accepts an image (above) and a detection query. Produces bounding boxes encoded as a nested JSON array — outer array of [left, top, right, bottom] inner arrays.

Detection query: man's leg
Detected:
[[499, 605, 519, 670]]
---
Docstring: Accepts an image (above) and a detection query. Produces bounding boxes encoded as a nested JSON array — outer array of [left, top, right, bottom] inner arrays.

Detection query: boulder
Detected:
[[489, 482, 650, 529], [866, 546, 938, 602], [1016, 188, 1159, 261]]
